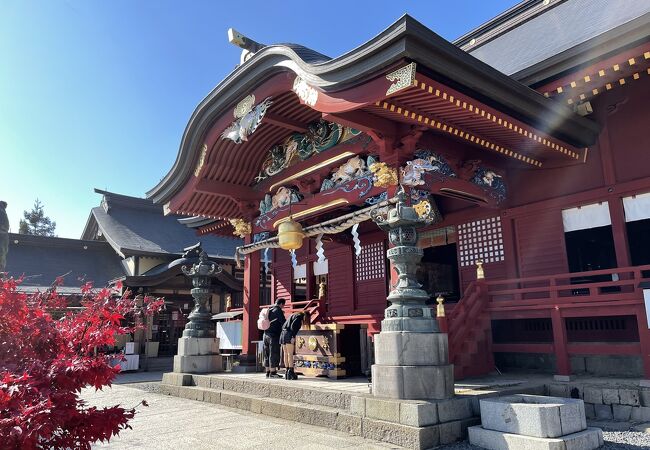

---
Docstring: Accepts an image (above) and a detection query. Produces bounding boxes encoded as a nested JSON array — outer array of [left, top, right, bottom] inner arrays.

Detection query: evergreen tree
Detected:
[[18, 199, 56, 236]]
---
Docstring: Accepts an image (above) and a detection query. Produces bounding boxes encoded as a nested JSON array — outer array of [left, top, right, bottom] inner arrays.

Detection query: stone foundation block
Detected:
[[193, 375, 212, 388], [173, 354, 222, 374], [161, 372, 192, 386], [374, 332, 448, 366], [548, 384, 569, 398], [468, 426, 604, 450], [203, 390, 221, 404], [619, 388, 640, 406], [372, 364, 454, 400], [631, 406, 650, 422], [350, 395, 366, 416], [178, 386, 204, 401], [602, 388, 620, 405], [479, 395, 586, 438], [361, 417, 439, 450], [399, 401, 438, 427], [584, 403, 595, 419], [640, 390, 650, 407], [613, 404, 633, 421], [583, 387, 602, 405], [437, 420, 462, 445], [594, 404, 613, 420], [159, 384, 179, 397], [221, 391, 253, 411], [437, 398, 472, 423], [365, 397, 400, 423], [335, 412, 362, 435], [177, 337, 220, 356]]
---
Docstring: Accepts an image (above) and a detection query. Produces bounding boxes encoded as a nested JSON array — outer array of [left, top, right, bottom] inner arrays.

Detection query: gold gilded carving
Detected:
[[308, 336, 318, 351], [297, 337, 305, 349], [413, 200, 432, 219], [386, 62, 417, 96], [229, 218, 252, 238], [322, 336, 330, 352], [234, 94, 256, 118], [369, 162, 398, 188]]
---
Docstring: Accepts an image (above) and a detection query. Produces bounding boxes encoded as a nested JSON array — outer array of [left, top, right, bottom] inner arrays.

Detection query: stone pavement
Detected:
[[84, 383, 403, 449]]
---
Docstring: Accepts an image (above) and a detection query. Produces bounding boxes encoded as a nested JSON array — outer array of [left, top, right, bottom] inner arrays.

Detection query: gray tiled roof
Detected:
[[5, 233, 125, 290], [84, 190, 241, 259], [464, 0, 650, 76]]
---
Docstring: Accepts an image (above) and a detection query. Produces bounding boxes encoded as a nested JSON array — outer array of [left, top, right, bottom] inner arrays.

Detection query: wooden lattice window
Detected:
[[458, 216, 504, 267], [355, 241, 386, 282]]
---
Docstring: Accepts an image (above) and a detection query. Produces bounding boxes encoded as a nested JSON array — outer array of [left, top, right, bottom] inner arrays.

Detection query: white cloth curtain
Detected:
[[562, 202, 611, 232], [623, 192, 650, 222], [313, 260, 329, 276], [293, 263, 306, 279]]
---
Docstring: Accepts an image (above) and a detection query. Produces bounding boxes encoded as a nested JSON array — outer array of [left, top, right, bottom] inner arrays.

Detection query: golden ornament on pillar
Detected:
[[436, 295, 445, 317], [476, 260, 485, 279], [277, 216, 304, 250]]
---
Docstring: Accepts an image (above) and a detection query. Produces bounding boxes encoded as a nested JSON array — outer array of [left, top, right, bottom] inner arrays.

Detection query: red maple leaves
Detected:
[[0, 277, 163, 449]]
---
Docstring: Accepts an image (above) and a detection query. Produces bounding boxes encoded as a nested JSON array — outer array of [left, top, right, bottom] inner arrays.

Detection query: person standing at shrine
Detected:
[[280, 311, 306, 380], [263, 298, 286, 378]]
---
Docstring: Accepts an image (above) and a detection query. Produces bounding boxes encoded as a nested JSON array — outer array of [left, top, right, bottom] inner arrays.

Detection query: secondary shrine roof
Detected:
[[82, 189, 240, 258], [457, 0, 650, 79]]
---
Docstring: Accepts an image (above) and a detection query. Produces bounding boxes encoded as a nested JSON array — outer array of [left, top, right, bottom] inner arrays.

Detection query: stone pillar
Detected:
[[173, 247, 222, 373], [371, 188, 454, 400]]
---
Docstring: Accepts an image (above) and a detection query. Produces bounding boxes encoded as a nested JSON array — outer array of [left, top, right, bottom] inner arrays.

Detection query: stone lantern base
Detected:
[[173, 337, 223, 373], [372, 331, 454, 400]]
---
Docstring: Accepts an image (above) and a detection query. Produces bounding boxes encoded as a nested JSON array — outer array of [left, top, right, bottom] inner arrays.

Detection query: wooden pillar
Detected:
[[242, 239, 261, 357], [551, 308, 571, 377], [635, 304, 650, 380], [608, 197, 631, 268]]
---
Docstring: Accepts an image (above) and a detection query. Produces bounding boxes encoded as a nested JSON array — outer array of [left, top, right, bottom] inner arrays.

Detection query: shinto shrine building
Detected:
[[147, 1, 650, 380]]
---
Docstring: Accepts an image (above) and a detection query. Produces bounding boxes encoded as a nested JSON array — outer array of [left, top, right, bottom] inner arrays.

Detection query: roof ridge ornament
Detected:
[[386, 62, 417, 96], [228, 28, 264, 65]]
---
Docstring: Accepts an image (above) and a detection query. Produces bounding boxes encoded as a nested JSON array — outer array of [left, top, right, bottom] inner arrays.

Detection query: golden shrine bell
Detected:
[[277, 217, 304, 250]]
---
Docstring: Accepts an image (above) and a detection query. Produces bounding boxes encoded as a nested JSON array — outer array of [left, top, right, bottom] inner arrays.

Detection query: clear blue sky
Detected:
[[0, 0, 517, 238]]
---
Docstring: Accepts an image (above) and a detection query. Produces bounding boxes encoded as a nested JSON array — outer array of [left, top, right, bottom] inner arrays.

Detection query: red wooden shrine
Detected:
[[148, 11, 650, 379]]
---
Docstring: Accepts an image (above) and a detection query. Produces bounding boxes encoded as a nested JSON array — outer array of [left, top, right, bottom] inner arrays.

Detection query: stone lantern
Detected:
[[173, 245, 223, 373], [371, 187, 454, 400]]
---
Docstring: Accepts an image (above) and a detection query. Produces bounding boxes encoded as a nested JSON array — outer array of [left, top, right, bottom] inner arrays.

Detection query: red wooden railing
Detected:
[[445, 264, 650, 378], [485, 264, 650, 310]]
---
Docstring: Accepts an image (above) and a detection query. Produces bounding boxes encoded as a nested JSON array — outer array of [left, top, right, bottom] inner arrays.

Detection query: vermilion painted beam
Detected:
[[195, 179, 259, 202], [322, 111, 397, 139], [566, 343, 641, 355], [264, 112, 308, 133]]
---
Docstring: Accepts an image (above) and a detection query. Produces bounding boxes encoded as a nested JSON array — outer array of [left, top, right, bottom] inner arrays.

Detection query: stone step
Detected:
[[159, 381, 478, 449], [185, 373, 353, 410]]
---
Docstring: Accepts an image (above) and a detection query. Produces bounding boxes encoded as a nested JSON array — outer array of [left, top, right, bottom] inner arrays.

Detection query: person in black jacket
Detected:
[[263, 298, 286, 378], [280, 311, 306, 380]]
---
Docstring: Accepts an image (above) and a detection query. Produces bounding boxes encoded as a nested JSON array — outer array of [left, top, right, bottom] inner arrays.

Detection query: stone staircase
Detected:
[[160, 373, 485, 449], [447, 281, 493, 379]]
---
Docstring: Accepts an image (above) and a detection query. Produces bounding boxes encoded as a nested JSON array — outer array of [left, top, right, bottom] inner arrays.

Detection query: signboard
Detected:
[[216, 321, 242, 350]]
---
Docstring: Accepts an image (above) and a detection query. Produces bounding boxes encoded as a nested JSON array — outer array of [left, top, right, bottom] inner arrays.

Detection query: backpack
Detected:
[[257, 308, 271, 331]]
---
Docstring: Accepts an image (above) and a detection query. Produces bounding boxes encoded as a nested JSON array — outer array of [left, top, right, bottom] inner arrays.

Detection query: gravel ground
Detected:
[[601, 431, 650, 449], [123, 381, 650, 449]]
